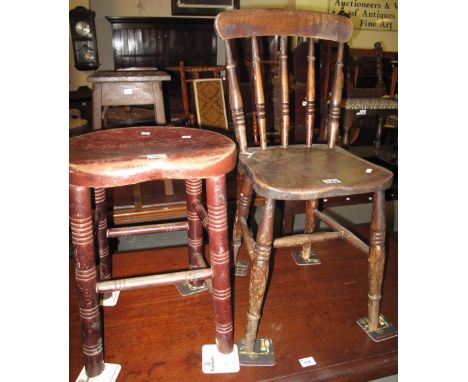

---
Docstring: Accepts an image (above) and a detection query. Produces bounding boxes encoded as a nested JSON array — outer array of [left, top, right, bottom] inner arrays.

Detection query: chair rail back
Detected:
[[215, 9, 353, 152]]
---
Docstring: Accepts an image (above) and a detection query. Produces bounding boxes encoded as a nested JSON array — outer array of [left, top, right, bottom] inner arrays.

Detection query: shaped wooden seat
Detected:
[[239, 144, 392, 200], [215, 8, 396, 365], [69, 125, 237, 379], [70, 126, 236, 187]]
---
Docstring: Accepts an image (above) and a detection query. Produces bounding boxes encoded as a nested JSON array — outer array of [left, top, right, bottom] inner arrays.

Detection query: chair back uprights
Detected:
[[215, 9, 353, 151]]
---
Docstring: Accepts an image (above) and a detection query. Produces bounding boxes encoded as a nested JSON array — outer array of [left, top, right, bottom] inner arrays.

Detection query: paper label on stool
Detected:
[[123, 88, 133, 95], [202, 344, 240, 374], [299, 356, 317, 368], [322, 178, 341, 184], [146, 153, 167, 159], [365, 168, 373, 173]]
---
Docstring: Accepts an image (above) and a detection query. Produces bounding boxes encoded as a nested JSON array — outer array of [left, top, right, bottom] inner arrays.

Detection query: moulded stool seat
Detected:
[[69, 125, 237, 380]]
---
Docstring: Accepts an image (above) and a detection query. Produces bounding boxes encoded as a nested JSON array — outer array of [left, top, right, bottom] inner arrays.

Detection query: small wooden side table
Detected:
[[88, 70, 171, 131]]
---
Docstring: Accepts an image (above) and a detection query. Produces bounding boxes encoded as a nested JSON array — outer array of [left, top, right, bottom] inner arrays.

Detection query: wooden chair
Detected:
[[215, 9, 396, 364], [70, 126, 238, 379], [340, 42, 398, 150]]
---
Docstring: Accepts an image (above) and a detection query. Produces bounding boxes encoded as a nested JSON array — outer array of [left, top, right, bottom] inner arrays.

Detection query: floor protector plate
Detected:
[[202, 344, 240, 374], [233, 260, 249, 276], [291, 249, 321, 266], [238, 338, 275, 366], [357, 314, 398, 342], [175, 281, 209, 296], [76, 363, 121, 382]]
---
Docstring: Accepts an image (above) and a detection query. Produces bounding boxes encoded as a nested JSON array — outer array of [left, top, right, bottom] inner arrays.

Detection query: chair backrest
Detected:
[[215, 9, 353, 152], [176, 61, 228, 129]]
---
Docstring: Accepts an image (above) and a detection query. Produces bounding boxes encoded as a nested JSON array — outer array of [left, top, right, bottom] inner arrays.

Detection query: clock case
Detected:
[[70, 6, 100, 71]]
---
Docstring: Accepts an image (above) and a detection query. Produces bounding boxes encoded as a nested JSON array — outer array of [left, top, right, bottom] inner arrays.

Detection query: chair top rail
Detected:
[[215, 9, 352, 43]]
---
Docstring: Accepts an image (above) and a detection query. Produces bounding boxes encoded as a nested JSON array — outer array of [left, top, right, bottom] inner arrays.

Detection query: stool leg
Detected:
[[301, 199, 318, 260], [186, 179, 204, 287], [94, 189, 111, 289], [368, 190, 386, 331], [206, 175, 234, 354], [70, 185, 105, 378], [232, 174, 253, 263], [243, 198, 276, 353]]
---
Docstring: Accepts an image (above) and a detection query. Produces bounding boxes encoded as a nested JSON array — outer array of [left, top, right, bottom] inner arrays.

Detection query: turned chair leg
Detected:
[[232, 174, 253, 263], [367, 190, 386, 331], [206, 175, 234, 354], [186, 179, 204, 288], [375, 114, 384, 154], [70, 185, 105, 378], [342, 109, 354, 148], [301, 199, 318, 261], [243, 198, 276, 353]]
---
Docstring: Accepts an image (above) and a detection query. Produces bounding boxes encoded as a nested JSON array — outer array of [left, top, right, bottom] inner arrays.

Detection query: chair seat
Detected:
[[342, 97, 398, 110], [70, 126, 237, 188], [239, 144, 393, 200]]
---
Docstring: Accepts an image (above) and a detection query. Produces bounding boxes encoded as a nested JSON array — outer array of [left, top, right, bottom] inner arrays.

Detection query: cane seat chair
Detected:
[[215, 9, 395, 361], [69, 126, 237, 379]]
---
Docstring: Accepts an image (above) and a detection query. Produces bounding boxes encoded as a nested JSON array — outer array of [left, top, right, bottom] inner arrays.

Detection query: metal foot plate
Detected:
[[357, 314, 398, 342], [233, 260, 249, 276], [76, 363, 121, 382], [175, 281, 209, 296], [238, 338, 275, 366], [100, 291, 120, 307], [291, 249, 321, 266], [202, 344, 240, 374]]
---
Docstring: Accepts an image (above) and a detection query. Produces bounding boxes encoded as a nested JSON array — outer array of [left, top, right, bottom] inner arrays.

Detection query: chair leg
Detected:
[[70, 185, 105, 378], [301, 199, 318, 260], [243, 198, 276, 353], [186, 179, 204, 288], [375, 114, 384, 154], [206, 175, 234, 354], [232, 174, 253, 263], [368, 190, 386, 331], [342, 109, 354, 148]]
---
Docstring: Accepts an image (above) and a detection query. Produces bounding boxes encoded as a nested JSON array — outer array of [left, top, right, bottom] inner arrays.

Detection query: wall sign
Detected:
[[328, 1, 398, 31]]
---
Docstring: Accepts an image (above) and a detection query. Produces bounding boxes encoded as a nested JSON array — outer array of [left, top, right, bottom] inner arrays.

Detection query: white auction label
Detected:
[[298, 356, 317, 368]]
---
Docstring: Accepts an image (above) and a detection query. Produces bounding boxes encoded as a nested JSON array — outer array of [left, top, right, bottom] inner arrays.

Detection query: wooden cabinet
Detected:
[[106, 17, 217, 69]]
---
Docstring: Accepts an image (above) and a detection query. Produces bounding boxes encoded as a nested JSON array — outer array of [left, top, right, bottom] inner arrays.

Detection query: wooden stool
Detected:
[[69, 126, 237, 379]]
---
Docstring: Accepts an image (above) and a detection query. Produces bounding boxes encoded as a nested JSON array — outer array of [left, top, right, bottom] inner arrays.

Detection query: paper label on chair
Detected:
[[299, 356, 317, 368], [146, 154, 167, 159], [356, 109, 366, 115], [322, 178, 341, 184], [123, 88, 133, 95]]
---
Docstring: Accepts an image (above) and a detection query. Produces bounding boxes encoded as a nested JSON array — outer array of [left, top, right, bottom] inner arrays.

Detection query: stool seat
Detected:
[[70, 126, 237, 188], [342, 97, 398, 110]]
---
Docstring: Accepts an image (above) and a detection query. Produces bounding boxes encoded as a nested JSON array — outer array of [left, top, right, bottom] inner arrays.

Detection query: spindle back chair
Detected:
[[215, 9, 395, 363]]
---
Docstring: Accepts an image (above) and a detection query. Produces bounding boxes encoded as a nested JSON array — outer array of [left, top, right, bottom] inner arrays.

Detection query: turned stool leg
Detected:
[[244, 198, 276, 352], [232, 175, 253, 263], [301, 199, 318, 260], [70, 185, 105, 377], [368, 190, 386, 331], [94, 189, 111, 286], [186, 179, 204, 288], [206, 175, 234, 353]]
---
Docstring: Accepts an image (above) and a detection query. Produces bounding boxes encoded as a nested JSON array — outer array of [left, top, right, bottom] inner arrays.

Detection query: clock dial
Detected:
[[75, 21, 91, 37]]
